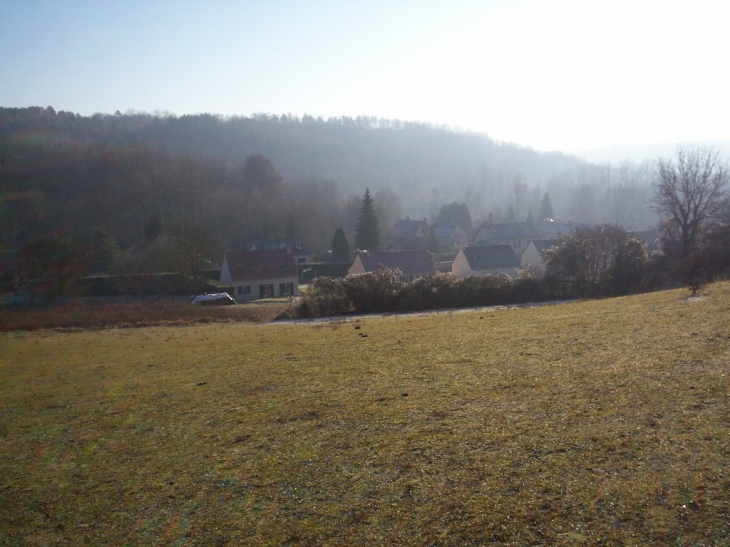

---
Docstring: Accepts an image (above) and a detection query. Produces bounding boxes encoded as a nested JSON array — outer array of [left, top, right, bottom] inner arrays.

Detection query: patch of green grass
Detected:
[[1, 284, 730, 545]]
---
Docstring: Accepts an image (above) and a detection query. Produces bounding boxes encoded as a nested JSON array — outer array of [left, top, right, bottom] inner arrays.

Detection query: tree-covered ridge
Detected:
[[0, 106, 585, 213], [1, 106, 662, 288]]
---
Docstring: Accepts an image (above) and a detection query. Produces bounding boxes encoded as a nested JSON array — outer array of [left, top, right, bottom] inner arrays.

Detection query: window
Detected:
[[237, 285, 251, 295], [259, 284, 274, 298], [280, 265, 288, 273], [279, 282, 295, 296], [297, 257, 306, 264]]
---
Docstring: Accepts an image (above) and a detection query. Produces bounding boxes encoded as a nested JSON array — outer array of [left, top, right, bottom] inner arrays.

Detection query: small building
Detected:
[[472, 222, 541, 255], [250, 238, 312, 264], [431, 224, 469, 248], [539, 220, 581, 240], [392, 217, 430, 250], [348, 250, 435, 282], [452, 245, 521, 278], [220, 249, 299, 301], [393, 217, 430, 240], [520, 239, 559, 273]]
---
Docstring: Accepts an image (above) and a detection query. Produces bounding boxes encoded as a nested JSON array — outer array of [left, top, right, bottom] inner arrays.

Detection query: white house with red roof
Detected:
[[220, 249, 299, 301]]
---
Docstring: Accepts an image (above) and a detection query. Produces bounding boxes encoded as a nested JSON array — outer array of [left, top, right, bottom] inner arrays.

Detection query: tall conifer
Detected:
[[331, 227, 350, 261], [355, 188, 380, 251]]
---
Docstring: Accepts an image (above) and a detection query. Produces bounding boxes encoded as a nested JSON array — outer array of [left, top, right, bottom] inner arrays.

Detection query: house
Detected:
[[348, 250, 435, 282], [393, 217, 430, 240], [520, 239, 559, 273], [539, 220, 581, 240], [392, 217, 430, 249], [472, 222, 541, 255], [220, 249, 299, 301], [250, 238, 312, 264], [452, 245, 521, 278], [431, 224, 469, 248]]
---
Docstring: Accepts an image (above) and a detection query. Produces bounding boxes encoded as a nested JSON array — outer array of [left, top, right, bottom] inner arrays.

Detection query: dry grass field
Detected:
[[1, 283, 730, 545], [0, 298, 292, 332]]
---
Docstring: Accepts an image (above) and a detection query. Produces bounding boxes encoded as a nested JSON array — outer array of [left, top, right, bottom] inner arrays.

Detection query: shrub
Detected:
[[344, 267, 405, 314]]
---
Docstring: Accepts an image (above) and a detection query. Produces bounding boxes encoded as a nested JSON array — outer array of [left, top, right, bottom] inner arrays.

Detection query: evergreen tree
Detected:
[[539, 192, 555, 221], [331, 227, 350, 261], [434, 201, 472, 232], [355, 188, 380, 251]]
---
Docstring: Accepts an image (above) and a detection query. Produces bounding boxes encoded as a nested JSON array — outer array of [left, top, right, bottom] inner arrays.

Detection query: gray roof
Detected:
[[356, 250, 435, 275], [432, 224, 459, 238], [474, 222, 541, 241], [463, 245, 520, 270], [393, 218, 428, 237], [540, 221, 582, 237], [250, 238, 312, 255]]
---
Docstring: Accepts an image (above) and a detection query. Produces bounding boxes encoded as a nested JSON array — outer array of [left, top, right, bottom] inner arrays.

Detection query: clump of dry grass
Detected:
[[1, 283, 729, 545], [0, 298, 292, 332]]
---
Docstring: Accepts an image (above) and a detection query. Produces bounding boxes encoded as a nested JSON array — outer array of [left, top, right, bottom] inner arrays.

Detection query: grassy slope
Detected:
[[1, 284, 730, 545]]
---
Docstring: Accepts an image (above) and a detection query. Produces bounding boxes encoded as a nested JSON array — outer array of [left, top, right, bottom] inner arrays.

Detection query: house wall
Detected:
[[520, 243, 545, 273], [451, 250, 472, 278], [347, 256, 365, 276], [220, 260, 233, 284], [233, 276, 299, 302]]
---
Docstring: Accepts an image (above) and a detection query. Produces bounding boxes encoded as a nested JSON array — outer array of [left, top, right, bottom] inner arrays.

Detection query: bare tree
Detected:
[[653, 145, 729, 260], [510, 175, 528, 222]]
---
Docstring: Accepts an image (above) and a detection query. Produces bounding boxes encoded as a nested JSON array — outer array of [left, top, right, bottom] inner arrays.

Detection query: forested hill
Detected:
[[0, 107, 656, 269], [0, 106, 583, 209]]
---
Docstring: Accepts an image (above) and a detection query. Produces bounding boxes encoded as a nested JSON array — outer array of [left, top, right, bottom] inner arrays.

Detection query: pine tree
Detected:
[[355, 188, 380, 251], [539, 192, 555, 221], [331, 227, 350, 261]]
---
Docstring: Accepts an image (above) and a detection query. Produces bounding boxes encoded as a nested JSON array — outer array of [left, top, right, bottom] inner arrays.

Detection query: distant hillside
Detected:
[[0, 107, 659, 258], [0, 106, 585, 214]]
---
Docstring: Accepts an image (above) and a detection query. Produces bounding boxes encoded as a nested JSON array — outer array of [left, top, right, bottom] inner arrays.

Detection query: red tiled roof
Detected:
[[223, 249, 297, 282]]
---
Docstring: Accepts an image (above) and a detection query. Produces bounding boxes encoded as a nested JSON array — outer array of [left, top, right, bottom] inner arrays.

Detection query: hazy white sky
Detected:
[[2, 0, 729, 153]]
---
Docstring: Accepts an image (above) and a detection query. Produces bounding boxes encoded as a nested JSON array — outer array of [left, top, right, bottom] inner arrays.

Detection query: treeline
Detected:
[[1, 142, 352, 287], [1, 106, 658, 234], [0, 106, 665, 298]]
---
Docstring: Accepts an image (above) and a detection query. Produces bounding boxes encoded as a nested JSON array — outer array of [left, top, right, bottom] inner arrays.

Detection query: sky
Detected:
[[2, 0, 729, 154]]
